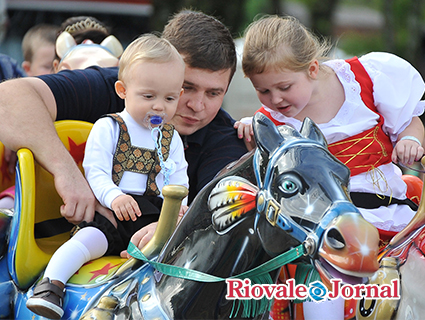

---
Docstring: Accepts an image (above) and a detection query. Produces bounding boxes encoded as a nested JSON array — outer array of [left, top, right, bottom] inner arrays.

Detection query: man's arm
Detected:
[[0, 77, 96, 224]]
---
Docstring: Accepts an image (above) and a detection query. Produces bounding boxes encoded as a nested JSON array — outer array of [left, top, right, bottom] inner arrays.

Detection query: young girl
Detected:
[[235, 15, 425, 319], [237, 14, 424, 235], [26, 34, 189, 319]]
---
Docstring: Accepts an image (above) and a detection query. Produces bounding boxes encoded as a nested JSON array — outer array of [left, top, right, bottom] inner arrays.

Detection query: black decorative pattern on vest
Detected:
[[106, 113, 174, 196]]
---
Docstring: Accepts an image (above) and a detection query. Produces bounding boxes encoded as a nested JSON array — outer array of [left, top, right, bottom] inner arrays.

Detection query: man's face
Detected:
[[171, 66, 231, 136]]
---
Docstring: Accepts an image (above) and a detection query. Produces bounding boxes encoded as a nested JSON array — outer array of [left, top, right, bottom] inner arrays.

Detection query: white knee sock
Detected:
[[44, 227, 108, 284], [0, 196, 14, 209], [303, 296, 345, 320]]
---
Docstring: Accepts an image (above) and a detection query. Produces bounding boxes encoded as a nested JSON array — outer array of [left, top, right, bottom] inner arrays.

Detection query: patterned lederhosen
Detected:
[[109, 113, 174, 195], [77, 114, 175, 255]]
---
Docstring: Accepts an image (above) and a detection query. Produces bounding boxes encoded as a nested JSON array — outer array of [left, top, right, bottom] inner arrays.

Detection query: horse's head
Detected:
[[252, 113, 380, 286]]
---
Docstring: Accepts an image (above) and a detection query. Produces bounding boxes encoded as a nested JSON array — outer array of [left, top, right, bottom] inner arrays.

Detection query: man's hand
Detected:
[[120, 222, 158, 258], [177, 204, 189, 224], [111, 194, 142, 221], [55, 166, 96, 225]]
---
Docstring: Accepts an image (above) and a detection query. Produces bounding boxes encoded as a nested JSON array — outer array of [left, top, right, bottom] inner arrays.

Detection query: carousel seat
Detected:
[[8, 120, 93, 289]]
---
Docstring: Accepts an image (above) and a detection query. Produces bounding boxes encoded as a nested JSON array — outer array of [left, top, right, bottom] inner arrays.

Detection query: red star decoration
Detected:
[[74, 261, 93, 275], [68, 138, 86, 165], [88, 262, 121, 282]]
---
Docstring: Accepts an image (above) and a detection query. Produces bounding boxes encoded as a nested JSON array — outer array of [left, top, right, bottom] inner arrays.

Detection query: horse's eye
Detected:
[[282, 180, 296, 191], [278, 179, 298, 196]]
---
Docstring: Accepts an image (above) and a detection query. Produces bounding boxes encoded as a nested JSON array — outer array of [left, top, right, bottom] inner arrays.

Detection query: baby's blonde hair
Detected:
[[118, 33, 184, 82], [242, 15, 331, 76]]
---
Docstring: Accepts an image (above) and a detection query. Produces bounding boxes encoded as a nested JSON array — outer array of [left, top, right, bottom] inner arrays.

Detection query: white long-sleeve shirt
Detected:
[[83, 109, 189, 209]]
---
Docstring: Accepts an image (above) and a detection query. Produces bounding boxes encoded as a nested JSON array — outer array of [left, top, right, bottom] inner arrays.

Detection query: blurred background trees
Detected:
[[1, 0, 425, 105], [148, 0, 425, 75], [2, 0, 425, 72]]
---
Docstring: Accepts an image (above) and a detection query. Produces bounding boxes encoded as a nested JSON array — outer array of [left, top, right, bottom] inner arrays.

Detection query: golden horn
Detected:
[[115, 184, 188, 274], [141, 184, 188, 258]]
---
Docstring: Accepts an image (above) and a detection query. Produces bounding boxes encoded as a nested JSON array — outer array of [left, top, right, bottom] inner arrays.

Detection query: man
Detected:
[[0, 10, 247, 240]]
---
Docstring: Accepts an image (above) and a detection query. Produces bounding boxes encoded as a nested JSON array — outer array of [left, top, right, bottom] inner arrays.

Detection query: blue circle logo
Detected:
[[308, 281, 328, 302]]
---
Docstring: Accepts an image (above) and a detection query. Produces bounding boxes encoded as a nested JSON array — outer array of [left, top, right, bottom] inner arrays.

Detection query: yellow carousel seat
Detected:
[[11, 120, 94, 289]]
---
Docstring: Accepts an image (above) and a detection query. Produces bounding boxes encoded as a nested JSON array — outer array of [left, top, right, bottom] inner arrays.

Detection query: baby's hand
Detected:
[[111, 194, 142, 221], [392, 137, 424, 166], [234, 117, 256, 151]]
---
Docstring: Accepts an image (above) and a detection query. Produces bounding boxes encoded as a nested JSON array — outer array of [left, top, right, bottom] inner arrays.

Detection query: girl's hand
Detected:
[[120, 222, 158, 258], [234, 117, 256, 151], [111, 194, 142, 221], [177, 204, 189, 224], [392, 138, 424, 166]]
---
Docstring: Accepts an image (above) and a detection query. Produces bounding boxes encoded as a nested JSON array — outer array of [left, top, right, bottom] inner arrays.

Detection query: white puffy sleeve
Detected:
[[359, 52, 425, 143]]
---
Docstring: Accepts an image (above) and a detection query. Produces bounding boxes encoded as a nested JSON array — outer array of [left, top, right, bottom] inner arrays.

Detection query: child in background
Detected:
[[235, 15, 425, 319], [0, 25, 57, 208], [26, 34, 189, 319], [0, 16, 121, 210], [21, 24, 58, 76], [57, 15, 110, 44], [0, 53, 26, 209], [52, 15, 112, 72]]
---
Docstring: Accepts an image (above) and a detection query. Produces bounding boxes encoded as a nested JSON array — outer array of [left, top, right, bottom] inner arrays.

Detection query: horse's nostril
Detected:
[[326, 228, 346, 249]]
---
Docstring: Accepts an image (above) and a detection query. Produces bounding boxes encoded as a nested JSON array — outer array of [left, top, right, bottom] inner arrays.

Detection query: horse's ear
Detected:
[[299, 117, 328, 147], [252, 113, 284, 155]]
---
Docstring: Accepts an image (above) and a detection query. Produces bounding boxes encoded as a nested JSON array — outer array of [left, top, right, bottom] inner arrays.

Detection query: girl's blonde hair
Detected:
[[118, 33, 184, 81], [242, 15, 332, 76]]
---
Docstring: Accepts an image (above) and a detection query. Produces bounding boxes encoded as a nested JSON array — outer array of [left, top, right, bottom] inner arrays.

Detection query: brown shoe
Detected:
[[26, 278, 65, 319]]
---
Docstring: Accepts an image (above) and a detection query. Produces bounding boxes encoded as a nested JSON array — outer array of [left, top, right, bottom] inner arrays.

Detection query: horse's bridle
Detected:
[[253, 139, 343, 257]]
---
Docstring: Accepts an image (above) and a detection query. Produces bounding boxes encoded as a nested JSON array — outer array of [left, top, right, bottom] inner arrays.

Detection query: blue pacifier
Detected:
[[150, 115, 163, 126], [144, 112, 166, 129], [146, 112, 175, 185]]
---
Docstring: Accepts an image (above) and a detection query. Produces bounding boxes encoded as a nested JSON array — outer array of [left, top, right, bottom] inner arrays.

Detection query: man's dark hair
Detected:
[[162, 9, 237, 83]]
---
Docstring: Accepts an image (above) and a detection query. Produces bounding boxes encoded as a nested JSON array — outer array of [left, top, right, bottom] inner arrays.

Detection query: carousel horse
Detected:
[[357, 158, 425, 320], [0, 114, 380, 319]]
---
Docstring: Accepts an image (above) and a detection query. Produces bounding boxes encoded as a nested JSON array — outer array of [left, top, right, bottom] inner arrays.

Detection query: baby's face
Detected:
[[27, 44, 56, 76], [116, 60, 185, 128]]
